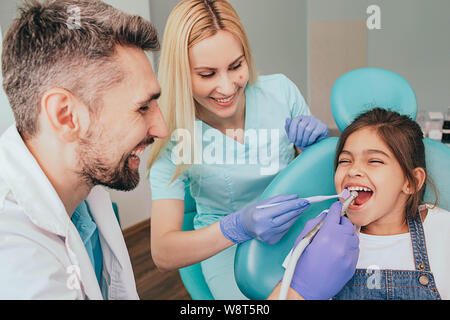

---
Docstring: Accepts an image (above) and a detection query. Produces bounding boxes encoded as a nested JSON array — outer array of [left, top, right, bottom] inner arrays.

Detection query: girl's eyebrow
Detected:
[[193, 54, 245, 70], [366, 149, 391, 158], [340, 149, 390, 158]]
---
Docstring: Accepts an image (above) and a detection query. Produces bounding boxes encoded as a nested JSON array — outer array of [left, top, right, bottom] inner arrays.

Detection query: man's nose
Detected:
[[148, 104, 168, 139]]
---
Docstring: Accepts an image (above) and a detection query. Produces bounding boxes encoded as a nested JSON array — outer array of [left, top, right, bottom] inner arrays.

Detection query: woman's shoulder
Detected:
[[248, 73, 302, 100], [250, 73, 294, 89], [247, 73, 309, 117]]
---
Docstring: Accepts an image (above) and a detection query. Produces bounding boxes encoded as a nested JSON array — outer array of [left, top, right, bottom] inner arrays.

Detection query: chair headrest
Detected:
[[331, 68, 417, 131]]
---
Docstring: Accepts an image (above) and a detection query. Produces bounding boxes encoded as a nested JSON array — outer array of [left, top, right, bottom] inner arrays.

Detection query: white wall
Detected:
[[307, 0, 450, 115]]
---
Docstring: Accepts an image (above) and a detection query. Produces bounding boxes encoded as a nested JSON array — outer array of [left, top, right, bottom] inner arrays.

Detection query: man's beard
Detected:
[[76, 134, 140, 192]]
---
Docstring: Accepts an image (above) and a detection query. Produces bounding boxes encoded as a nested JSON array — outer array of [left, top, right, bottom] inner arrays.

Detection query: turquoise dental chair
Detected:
[[234, 67, 450, 299], [179, 185, 214, 300]]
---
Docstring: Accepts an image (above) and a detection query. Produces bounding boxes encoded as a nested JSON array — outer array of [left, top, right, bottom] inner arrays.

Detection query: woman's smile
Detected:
[[208, 87, 241, 107]]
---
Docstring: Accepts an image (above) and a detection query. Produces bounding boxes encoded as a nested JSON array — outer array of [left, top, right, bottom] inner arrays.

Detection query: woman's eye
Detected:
[[369, 160, 384, 164], [230, 62, 242, 70], [200, 72, 215, 78]]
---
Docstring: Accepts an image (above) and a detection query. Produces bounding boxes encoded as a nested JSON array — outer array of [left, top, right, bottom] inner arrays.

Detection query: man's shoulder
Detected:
[[0, 183, 65, 255]]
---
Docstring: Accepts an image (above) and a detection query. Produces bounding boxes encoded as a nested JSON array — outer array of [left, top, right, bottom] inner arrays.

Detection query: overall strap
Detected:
[[408, 212, 431, 272]]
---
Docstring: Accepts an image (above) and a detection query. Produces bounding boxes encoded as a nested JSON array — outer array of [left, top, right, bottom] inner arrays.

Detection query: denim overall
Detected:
[[334, 216, 441, 300]]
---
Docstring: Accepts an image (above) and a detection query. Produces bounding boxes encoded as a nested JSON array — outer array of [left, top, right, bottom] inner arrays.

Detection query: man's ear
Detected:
[[403, 167, 426, 194], [41, 88, 84, 142]]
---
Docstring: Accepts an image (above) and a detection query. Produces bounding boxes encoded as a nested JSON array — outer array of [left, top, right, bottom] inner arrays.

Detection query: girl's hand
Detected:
[[285, 115, 329, 151]]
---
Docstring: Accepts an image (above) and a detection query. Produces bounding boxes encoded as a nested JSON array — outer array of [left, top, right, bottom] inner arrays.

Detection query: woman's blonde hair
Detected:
[[147, 0, 257, 181]]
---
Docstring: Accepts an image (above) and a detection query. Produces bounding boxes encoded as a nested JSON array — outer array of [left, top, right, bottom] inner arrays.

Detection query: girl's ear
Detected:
[[403, 167, 426, 194]]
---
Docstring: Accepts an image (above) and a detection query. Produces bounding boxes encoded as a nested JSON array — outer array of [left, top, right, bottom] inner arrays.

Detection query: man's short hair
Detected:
[[1, 0, 159, 140]]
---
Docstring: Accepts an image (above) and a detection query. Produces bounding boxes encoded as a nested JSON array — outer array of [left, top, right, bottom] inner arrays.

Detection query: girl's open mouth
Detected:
[[346, 186, 373, 209]]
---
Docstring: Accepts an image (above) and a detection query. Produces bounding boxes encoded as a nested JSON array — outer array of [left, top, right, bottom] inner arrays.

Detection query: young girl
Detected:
[[332, 107, 449, 300], [147, 0, 329, 299]]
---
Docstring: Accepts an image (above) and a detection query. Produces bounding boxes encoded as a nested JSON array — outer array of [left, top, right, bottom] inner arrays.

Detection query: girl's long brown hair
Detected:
[[334, 108, 438, 219]]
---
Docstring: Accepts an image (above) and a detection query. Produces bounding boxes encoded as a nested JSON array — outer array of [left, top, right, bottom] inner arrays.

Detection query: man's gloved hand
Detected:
[[220, 194, 310, 245], [285, 115, 329, 151], [289, 201, 359, 300]]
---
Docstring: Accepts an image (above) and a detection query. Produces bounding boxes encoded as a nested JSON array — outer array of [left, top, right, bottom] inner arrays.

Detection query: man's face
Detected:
[[77, 46, 167, 191]]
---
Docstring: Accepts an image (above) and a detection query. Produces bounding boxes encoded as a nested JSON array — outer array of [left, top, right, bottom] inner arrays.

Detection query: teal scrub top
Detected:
[[150, 74, 311, 230], [71, 201, 103, 286]]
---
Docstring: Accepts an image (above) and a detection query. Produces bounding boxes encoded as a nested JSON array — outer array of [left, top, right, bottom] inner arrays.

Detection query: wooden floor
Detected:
[[123, 219, 191, 300]]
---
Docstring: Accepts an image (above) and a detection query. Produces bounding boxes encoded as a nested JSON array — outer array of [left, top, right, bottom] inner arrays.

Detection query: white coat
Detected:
[[0, 125, 139, 299]]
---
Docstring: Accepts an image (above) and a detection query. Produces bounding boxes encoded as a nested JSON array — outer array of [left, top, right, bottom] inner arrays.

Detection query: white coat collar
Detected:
[[86, 186, 139, 299], [0, 125, 69, 237]]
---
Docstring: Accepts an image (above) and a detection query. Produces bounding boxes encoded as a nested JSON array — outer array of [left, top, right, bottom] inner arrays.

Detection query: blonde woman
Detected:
[[148, 0, 330, 299]]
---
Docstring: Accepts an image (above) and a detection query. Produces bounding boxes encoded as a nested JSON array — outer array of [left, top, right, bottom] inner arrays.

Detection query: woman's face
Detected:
[[334, 127, 411, 234], [189, 30, 249, 124]]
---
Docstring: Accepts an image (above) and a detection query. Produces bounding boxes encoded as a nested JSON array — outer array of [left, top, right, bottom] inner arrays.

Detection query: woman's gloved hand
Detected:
[[289, 201, 359, 300], [220, 194, 310, 245], [285, 115, 329, 151]]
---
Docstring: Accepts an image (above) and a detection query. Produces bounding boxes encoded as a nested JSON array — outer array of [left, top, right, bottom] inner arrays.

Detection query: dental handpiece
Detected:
[[278, 191, 358, 300]]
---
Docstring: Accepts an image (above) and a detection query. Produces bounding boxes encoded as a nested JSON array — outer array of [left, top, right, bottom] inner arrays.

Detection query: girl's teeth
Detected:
[[348, 186, 372, 192]]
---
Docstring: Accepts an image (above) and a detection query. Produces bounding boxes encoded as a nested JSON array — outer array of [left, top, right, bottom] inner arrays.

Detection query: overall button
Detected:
[[419, 275, 430, 286], [418, 263, 426, 270]]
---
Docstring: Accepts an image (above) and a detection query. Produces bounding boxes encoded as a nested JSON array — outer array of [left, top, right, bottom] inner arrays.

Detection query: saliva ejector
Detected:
[[278, 190, 358, 300]]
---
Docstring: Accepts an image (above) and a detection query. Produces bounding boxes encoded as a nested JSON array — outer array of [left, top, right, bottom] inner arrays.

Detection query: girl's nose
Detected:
[[348, 167, 364, 177]]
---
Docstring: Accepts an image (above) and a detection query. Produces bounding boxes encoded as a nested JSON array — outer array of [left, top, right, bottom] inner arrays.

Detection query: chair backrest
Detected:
[[234, 67, 449, 299], [331, 67, 417, 131]]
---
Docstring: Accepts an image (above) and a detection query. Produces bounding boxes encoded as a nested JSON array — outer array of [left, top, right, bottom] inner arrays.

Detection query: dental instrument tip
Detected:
[[340, 188, 351, 200]]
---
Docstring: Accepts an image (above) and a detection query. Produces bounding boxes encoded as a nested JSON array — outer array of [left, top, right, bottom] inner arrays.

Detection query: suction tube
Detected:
[[278, 191, 358, 300]]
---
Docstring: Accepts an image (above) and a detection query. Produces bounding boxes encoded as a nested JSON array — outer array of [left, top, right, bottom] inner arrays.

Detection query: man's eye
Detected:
[[139, 105, 149, 112]]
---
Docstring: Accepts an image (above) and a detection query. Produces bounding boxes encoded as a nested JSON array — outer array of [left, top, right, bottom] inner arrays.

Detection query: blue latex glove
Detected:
[[220, 194, 310, 245], [285, 115, 329, 151], [289, 201, 359, 300]]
